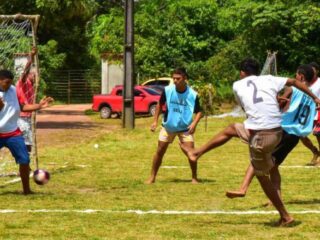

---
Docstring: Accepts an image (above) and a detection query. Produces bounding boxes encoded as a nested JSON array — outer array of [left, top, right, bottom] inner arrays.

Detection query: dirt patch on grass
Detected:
[[36, 104, 115, 148]]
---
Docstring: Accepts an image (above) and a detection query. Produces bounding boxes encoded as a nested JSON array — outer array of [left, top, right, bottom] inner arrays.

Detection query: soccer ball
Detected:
[[33, 169, 50, 185]]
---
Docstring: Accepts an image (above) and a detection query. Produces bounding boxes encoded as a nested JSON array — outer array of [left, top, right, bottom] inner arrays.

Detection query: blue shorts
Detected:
[[0, 135, 30, 165]]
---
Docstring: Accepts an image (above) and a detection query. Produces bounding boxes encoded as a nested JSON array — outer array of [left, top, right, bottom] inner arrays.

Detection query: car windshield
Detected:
[[142, 87, 161, 95]]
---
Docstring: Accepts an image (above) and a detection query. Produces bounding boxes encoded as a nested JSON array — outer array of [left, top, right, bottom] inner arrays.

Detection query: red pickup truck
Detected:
[[92, 85, 161, 119]]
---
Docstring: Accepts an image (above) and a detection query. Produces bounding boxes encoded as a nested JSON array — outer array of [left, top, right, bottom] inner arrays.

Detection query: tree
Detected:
[[87, 0, 222, 80]]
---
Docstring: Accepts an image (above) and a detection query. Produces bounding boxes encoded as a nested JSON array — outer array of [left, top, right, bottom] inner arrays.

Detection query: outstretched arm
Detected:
[[277, 87, 292, 111], [286, 78, 320, 105], [20, 46, 37, 83], [21, 96, 54, 112]]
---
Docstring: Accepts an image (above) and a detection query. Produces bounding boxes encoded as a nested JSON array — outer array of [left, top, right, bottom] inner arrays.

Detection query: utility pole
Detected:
[[123, 0, 135, 129]]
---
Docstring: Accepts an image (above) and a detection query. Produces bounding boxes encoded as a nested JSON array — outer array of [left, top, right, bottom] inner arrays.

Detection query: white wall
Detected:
[[101, 59, 124, 94]]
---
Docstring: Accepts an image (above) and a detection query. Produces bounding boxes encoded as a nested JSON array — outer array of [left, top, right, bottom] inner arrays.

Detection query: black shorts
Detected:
[[272, 130, 300, 165]]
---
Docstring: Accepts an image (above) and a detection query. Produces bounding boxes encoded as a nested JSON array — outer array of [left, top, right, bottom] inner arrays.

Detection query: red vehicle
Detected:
[[92, 85, 161, 119]]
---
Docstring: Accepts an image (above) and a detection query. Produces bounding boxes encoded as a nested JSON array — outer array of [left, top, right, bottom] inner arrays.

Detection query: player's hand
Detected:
[[39, 96, 54, 109], [30, 46, 37, 57], [150, 122, 157, 132], [0, 98, 4, 110], [277, 96, 290, 102], [188, 123, 196, 134]]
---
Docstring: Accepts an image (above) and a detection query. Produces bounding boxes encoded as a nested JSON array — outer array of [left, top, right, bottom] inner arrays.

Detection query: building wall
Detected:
[[101, 59, 124, 94]]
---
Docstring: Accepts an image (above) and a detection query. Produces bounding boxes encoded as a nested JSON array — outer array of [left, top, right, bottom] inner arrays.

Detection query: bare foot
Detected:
[[314, 160, 320, 167], [191, 178, 199, 184], [276, 216, 295, 227], [225, 190, 246, 199], [307, 154, 320, 166], [145, 178, 155, 184], [179, 143, 199, 162], [23, 190, 34, 195]]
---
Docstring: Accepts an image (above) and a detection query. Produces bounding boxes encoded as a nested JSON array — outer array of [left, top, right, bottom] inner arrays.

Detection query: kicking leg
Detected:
[[226, 164, 255, 198], [146, 141, 169, 184], [180, 123, 240, 162]]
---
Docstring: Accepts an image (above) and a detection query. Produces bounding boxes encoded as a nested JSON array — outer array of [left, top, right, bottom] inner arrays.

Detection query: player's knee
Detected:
[[16, 155, 30, 165], [224, 124, 237, 136]]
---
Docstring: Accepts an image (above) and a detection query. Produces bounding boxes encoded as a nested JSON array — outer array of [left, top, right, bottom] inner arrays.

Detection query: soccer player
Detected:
[[300, 62, 320, 165], [0, 70, 53, 194], [146, 68, 202, 184], [226, 64, 316, 207], [16, 46, 37, 153], [181, 59, 320, 226]]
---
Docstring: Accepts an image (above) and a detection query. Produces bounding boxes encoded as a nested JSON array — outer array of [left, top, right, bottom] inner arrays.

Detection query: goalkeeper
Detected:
[[16, 46, 37, 153]]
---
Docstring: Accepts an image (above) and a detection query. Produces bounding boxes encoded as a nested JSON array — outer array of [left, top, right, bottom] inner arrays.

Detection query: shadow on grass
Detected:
[[0, 191, 53, 196], [286, 198, 320, 205], [243, 198, 320, 210], [264, 219, 302, 228], [194, 218, 301, 228], [0, 190, 22, 195], [37, 121, 99, 130], [52, 166, 80, 174], [164, 178, 216, 183]]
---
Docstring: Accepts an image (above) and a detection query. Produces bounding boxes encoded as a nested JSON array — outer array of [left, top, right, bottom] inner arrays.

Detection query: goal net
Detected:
[[0, 14, 40, 184]]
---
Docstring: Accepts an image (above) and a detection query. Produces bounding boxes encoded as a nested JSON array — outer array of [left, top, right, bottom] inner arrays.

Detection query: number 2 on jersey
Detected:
[[247, 80, 263, 104]]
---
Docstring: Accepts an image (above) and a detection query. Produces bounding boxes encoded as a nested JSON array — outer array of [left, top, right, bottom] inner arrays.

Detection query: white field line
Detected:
[[162, 166, 189, 169], [0, 209, 320, 215], [280, 165, 318, 169]]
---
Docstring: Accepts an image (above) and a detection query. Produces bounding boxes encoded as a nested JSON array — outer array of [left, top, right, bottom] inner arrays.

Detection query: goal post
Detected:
[[260, 51, 278, 76], [0, 14, 41, 170]]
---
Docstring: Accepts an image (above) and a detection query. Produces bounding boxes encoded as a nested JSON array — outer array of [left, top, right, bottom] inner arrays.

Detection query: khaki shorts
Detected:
[[158, 127, 194, 143], [234, 123, 283, 176]]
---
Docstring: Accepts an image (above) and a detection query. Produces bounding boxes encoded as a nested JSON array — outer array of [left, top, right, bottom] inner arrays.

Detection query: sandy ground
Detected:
[[36, 104, 101, 147], [36, 104, 93, 132]]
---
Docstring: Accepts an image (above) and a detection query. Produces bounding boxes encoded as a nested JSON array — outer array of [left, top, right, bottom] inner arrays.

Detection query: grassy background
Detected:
[[0, 114, 320, 239]]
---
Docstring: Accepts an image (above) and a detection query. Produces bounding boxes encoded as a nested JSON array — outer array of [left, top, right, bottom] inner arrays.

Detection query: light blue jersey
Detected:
[[162, 85, 197, 132], [281, 87, 316, 136]]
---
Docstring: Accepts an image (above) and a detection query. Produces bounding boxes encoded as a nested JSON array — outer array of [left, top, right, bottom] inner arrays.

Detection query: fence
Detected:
[[46, 70, 101, 104]]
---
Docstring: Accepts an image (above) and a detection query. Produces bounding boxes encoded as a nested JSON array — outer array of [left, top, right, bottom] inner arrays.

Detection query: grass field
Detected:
[[1, 113, 320, 239]]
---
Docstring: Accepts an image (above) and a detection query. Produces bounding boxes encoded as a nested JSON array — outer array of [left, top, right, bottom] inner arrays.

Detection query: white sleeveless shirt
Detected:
[[0, 86, 20, 133]]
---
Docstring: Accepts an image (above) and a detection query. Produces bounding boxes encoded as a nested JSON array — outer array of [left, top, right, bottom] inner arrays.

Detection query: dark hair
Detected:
[[172, 67, 188, 78], [309, 62, 319, 73], [239, 58, 260, 76], [297, 64, 314, 83], [0, 69, 14, 80]]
